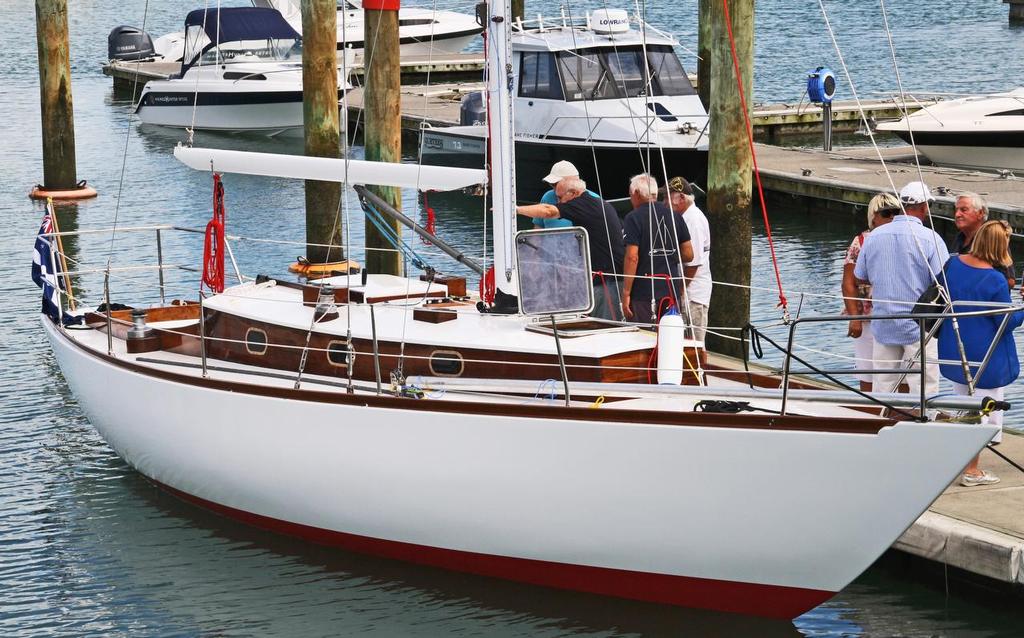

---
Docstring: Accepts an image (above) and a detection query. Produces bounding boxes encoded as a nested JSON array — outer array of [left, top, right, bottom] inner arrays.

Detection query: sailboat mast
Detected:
[[485, 0, 519, 297]]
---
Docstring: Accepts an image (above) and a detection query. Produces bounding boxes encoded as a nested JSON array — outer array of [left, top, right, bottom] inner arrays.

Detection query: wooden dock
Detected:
[[755, 143, 1024, 227], [751, 96, 938, 141], [892, 432, 1024, 595]]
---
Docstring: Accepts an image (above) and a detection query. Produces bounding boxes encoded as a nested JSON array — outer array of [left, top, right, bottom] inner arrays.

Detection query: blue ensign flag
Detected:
[[32, 211, 63, 323]]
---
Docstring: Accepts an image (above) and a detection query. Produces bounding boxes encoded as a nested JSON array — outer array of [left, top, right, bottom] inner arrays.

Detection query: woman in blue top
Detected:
[[938, 220, 1024, 486]]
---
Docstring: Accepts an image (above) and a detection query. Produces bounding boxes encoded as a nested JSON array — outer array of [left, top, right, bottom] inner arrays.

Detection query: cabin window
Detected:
[[645, 46, 695, 96], [519, 52, 564, 100], [604, 49, 648, 97], [326, 340, 354, 368], [429, 350, 464, 377], [245, 328, 268, 355], [991, 109, 1024, 117], [557, 51, 610, 100], [223, 72, 267, 80], [557, 45, 694, 101], [399, 18, 436, 26]]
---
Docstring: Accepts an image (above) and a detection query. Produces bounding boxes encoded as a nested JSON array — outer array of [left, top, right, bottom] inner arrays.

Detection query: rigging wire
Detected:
[[107, 0, 152, 275]]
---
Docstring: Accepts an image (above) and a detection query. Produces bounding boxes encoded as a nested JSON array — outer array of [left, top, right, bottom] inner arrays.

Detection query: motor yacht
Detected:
[[420, 9, 708, 201], [136, 7, 351, 136], [140, 1, 482, 63], [876, 89, 1024, 172]]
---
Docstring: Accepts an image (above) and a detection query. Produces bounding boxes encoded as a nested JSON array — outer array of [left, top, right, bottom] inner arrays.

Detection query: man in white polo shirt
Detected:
[[665, 176, 712, 347]]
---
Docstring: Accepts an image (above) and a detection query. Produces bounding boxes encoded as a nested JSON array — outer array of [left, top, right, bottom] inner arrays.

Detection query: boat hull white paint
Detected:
[[44, 319, 994, 617], [136, 100, 304, 134], [905, 143, 1024, 173]]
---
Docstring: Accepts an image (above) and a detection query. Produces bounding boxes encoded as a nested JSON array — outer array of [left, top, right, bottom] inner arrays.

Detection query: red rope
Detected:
[[422, 192, 436, 243], [721, 0, 788, 312], [479, 266, 496, 305], [201, 173, 226, 294], [593, 271, 620, 322]]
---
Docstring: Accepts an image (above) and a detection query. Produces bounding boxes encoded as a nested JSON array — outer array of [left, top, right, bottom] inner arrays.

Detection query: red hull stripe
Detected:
[[157, 481, 833, 619]]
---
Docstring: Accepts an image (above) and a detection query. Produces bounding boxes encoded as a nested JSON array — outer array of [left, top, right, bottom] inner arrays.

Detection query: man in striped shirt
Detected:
[[853, 181, 949, 396]]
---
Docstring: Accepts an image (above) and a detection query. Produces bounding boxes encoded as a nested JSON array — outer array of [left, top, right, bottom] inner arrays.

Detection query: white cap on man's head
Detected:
[[542, 160, 579, 184], [899, 181, 934, 205]]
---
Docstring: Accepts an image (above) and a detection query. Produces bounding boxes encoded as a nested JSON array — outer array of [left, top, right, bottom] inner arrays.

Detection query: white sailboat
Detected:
[[39, 0, 1009, 620]]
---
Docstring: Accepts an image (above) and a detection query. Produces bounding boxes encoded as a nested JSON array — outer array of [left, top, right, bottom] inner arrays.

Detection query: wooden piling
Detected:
[[697, 0, 711, 110], [511, 0, 524, 23], [301, 0, 344, 265], [1005, 0, 1024, 24], [363, 0, 403, 275], [706, 0, 753, 359], [33, 0, 94, 199]]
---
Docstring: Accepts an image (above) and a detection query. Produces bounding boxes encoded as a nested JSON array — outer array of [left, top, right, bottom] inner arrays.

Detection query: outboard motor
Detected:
[[108, 26, 155, 61], [459, 91, 486, 126]]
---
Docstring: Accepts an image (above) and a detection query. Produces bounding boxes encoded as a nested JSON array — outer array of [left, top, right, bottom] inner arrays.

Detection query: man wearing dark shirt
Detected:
[[951, 192, 1016, 286], [516, 178, 626, 320], [621, 173, 693, 325]]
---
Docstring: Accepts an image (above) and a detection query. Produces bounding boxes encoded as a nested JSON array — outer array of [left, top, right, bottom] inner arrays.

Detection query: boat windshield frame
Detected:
[[178, 8, 302, 77], [549, 44, 696, 102]]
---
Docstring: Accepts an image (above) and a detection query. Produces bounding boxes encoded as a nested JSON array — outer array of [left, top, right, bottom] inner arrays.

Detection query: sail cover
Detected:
[[174, 146, 488, 191], [184, 8, 300, 44]]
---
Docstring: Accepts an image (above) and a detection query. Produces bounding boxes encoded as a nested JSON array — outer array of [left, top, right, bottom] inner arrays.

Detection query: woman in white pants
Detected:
[[843, 193, 900, 391]]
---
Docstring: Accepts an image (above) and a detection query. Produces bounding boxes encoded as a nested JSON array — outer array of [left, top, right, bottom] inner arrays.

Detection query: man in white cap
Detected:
[[854, 181, 949, 397], [535, 161, 599, 230]]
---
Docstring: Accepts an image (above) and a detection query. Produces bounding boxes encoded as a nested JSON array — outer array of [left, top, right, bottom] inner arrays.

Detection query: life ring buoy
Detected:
[[29, 180, 98, 201]]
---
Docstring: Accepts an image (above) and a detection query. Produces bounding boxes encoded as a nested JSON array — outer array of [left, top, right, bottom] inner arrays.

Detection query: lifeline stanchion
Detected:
[[550, 315, 571, 407], [104, 271, 113, 356]]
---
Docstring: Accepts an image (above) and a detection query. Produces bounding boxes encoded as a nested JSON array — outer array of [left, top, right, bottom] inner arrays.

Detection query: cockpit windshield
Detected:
[[555, 45, 695, 101], [183, 24, 299, 67]]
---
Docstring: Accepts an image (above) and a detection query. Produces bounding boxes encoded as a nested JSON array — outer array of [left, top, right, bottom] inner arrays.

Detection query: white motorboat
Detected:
[[38, 0, 1008, 620], [421, 9, 708, 201], [876, 89, 1024, 172], [136, 7, 351, 135], [139, 1, 482, 64]]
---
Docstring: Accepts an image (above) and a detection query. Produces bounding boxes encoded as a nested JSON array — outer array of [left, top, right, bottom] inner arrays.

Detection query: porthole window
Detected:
[[327, 340, 354, 368], [245, 328, 268, 355], [429, 350, 464, 377]]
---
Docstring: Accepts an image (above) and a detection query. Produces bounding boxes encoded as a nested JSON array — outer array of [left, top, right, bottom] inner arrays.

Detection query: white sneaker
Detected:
[[960, 470, 1000, 487]]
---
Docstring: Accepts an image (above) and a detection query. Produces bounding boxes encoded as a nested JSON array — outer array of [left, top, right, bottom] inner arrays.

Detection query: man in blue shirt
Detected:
[[854, 181, 949, 396], [535, 161, 599, 229], [516, 178, 625, 320]]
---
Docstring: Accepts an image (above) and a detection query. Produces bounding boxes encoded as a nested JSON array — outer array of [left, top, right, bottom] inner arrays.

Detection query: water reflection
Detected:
[[70, 469, 804, 638]]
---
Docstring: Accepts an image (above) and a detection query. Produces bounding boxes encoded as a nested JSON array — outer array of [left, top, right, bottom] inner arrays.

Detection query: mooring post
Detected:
[[32, 0, 95, 200], [511, 0, 524, 23], [1005, 0, 1024, 24], [706, 0, 753, 359], [363, 0, 403, 276], [300, 1, 344, 266], [697, 0, 711, 110]]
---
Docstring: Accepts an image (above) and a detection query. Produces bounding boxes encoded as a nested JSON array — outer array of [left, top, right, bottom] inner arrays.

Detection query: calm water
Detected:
[[2, 1, 1023, 635]]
